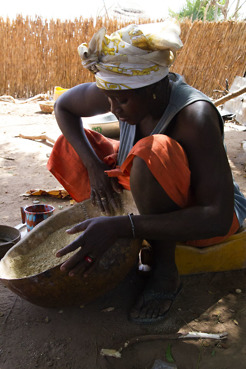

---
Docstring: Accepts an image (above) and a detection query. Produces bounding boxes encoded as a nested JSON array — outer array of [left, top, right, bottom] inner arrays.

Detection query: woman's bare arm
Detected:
[[54, 83, 109, 167], [131, 101, 234, 241], [54, 83, 122, 212]]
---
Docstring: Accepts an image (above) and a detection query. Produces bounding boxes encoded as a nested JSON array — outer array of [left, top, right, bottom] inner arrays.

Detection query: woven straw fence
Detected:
[[0, 16, 245, 98], [173, 21, 246, 96]]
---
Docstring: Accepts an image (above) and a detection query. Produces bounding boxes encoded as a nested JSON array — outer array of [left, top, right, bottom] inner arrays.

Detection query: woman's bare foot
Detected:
[[129, 265, 182, 324]]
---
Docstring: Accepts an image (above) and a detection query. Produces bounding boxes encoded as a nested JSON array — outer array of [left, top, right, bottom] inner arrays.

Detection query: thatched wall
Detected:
[[0, 16, 245, 98], [173, 21, 246, 96]]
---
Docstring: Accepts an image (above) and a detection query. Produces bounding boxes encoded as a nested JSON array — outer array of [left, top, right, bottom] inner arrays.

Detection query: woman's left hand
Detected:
[[56, 216, 118, 277]]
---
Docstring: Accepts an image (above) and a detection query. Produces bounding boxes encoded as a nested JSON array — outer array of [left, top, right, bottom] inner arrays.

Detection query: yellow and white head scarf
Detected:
[[78, 20, 183, 90]]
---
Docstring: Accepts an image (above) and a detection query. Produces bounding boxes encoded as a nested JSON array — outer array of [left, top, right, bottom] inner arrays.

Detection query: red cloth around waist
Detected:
[[47, 129, 120, 202]]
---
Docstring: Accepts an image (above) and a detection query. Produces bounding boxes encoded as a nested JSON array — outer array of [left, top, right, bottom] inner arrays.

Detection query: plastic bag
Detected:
[[151, 359, 177, 369]]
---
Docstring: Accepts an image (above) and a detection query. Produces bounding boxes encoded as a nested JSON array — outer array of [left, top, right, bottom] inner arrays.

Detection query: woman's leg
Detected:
[[129, 156, 182, 323]]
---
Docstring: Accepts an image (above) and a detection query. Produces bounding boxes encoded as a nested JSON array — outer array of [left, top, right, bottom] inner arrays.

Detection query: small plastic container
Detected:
[[53, 86, 69, 101]]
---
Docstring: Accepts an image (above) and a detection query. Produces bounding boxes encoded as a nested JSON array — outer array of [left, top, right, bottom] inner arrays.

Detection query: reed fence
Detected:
[[0, 16, 245, 98]]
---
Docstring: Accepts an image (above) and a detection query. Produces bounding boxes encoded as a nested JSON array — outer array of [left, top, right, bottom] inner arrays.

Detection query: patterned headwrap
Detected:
[[78, 20, 183, 90]]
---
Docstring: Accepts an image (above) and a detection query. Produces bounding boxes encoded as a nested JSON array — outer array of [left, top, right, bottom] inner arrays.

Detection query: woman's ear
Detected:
[[153, 76, 169, 100], [144, 84, 157, 100]]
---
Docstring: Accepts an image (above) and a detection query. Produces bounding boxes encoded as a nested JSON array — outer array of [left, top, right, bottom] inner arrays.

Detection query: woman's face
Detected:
[[103, 88, 153, 125]]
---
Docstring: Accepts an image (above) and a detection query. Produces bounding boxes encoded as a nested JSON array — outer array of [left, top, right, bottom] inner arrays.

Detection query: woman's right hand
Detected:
[[88, 162, 123, 214]]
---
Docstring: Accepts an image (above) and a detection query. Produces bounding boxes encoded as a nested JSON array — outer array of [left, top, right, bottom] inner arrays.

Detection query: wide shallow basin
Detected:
[[0, 191, 140, 308]]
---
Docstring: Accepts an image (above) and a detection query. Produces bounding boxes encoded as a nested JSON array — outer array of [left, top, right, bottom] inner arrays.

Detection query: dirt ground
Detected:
[[0, 100, 246, 369]]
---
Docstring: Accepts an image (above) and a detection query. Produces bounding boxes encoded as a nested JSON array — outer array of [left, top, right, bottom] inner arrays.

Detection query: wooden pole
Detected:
[[214, 86, 246, 107]]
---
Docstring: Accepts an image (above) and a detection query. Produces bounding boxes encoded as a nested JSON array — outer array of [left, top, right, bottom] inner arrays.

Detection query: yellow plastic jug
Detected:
[[53, 86, 69, 101]]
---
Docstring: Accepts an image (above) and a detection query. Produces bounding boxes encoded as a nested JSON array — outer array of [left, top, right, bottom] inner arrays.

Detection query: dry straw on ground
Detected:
[[0, 17, 245, 97]]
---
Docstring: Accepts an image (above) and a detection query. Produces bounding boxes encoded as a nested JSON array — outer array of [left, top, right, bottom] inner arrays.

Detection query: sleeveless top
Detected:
[[117, 73, 246, 226]]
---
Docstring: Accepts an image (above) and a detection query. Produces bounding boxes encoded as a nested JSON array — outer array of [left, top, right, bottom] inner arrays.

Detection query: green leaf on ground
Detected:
[[165, 343, 175, 363]]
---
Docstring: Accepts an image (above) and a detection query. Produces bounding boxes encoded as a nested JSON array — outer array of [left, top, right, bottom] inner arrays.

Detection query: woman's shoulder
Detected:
[[169, 73, 210, 103], [56, 82, 110, 117]]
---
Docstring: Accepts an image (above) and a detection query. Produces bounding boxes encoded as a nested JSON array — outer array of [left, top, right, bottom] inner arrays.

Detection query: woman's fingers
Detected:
[[111, 178, 123, 194], [69, 254, 97, 277], [96, 192, 107, 212], [83, 260, 97, 277], [59, 249, 86, 275], [59, 243, 97, 276], [94, 190, 122, 214], [56, 221, 88, 257], [90, 176, 123, 213], [100, 195, 112, 214], [66, 221, 88, 234], [56, 238, 82, 257], [90, 190, 96, 206], [55, 216, 117, 277], [94, 191, 112, 214], [110, 192, 122, 212]]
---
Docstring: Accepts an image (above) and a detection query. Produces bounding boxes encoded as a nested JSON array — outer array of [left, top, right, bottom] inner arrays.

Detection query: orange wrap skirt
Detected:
[[47, 129, 239, 247]]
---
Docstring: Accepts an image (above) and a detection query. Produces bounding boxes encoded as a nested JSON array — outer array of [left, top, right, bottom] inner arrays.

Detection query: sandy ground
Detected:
[[0, 100, 246, 369]]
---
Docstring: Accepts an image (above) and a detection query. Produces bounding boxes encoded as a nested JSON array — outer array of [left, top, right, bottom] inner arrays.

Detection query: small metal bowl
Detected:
[[83, 112, 119, 138], [0, 225, 21, 259]]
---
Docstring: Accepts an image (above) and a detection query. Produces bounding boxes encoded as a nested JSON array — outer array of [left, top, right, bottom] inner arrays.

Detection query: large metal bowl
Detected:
[[0, 191, 140, 308]]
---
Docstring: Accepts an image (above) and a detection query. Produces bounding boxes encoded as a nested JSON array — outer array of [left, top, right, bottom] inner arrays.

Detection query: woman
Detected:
[[48, 21, 246, 323]]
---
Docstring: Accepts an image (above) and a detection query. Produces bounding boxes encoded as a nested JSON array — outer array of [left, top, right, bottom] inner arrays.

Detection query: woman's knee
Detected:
[[130, 156, 180, 214]]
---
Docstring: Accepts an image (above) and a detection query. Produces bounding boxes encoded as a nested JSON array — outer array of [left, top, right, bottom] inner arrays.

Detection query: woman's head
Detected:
[[78, 21, 182, 91]]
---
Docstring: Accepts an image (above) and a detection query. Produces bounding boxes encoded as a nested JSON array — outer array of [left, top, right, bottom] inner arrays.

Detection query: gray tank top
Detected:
[[117, 73, 246, 226]]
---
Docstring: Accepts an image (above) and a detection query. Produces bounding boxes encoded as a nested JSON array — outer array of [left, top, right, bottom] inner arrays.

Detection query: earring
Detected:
[[153, 93, 157, 100]]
